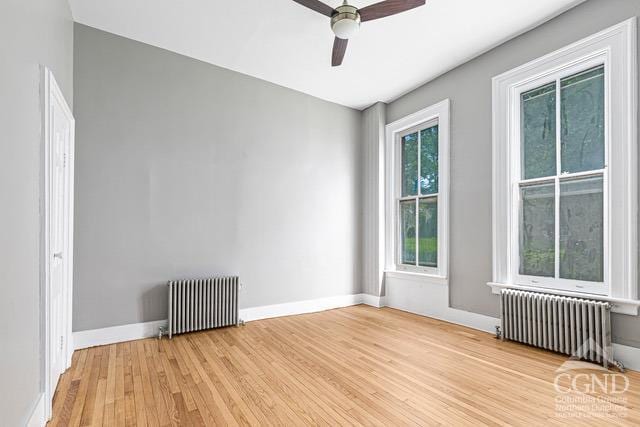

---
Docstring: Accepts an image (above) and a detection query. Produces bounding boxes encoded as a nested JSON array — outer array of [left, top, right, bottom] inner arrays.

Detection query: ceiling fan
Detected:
[[293, 0, 426, 66]]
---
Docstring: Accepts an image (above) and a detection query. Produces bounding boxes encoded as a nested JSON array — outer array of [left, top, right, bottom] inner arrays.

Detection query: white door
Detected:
[[43, 67, 75, 420], [49, 118, 68, 394]]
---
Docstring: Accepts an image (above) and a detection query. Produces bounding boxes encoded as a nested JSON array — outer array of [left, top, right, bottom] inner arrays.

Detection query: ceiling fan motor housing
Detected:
[[331, 4, 361, 39]]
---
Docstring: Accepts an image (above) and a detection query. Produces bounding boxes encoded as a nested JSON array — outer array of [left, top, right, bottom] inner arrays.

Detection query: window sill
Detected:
[[385, 270, 448, 285], [487, 282, 640, 315]]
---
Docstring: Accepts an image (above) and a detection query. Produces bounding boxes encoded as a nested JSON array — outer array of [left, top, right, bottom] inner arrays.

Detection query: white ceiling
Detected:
[[69, 0, 585, 110]]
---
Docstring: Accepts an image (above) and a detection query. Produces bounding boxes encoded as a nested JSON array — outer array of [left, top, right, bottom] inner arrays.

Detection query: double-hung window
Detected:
[[398, 123, 439, 271], [491, 19, 638, 312], [386, 100, 449, 278], [517, 65, 606, 294]]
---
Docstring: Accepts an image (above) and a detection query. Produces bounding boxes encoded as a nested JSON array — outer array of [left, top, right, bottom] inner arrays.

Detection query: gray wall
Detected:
[[386, 0, 640, 348], [73, 24, 362, 331], [361, 102, 386, 297], [0, 0, 73, 425]]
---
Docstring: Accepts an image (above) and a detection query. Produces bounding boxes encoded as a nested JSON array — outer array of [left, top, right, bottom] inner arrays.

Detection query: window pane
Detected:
[[420, 125, 438, 195], [418, 198, 437, 267], [399, 200, 416, 264], [520, 182, 555, 277], [559, 176, 603, 282], [522, 83, 556, 179], [561, 66, 605, 174], [402, 132, 419, 196]]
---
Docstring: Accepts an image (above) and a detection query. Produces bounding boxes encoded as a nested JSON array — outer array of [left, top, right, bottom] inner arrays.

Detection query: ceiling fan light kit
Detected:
[[293, 0, 426, 67], [331, 4, 361, 40]]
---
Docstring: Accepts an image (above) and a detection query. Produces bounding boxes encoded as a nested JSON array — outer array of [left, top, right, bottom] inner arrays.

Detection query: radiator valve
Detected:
[[495, 325, 502, 339], [158, 326, 167, 340]]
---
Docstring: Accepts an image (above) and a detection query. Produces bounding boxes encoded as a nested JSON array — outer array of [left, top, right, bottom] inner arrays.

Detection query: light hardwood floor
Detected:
[[49, 305, 639, 426]]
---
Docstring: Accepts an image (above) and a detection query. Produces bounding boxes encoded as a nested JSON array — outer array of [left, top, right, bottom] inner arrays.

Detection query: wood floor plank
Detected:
[[114, 344, 126, 425], [176, 336, 238, 426], [49, 306, 640, 426], [80, 348, 102, 426], [122, 342, 138, 426], [216, 330, 337, 425], [237, 325, 372, 425], [185, 334, 262, 425], [134, 340, 160, 427]]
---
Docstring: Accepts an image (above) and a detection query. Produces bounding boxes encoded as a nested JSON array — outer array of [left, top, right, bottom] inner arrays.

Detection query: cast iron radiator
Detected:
[[168, 276, 239, 338], [499, 289, 619, 369]]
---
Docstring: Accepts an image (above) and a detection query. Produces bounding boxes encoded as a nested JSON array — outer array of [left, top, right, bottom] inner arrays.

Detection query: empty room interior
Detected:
[[5, 0, 640, 425]]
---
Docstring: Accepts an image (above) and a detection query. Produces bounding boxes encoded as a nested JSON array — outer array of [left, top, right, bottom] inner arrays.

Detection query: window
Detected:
[[399, 123, 439, 269], [517, 65, 606, 294], [385, 100, 449, 278], [491, 19, 638, 312]]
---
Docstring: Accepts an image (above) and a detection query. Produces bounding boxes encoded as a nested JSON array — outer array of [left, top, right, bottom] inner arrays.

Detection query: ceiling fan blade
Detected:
[[332, 37, 348, 67], [359, 0, 425, 22], [292, 0, 335, 17]]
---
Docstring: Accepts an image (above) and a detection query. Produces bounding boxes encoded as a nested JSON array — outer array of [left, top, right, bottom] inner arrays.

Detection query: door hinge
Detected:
[[60, 335, 64, 351]]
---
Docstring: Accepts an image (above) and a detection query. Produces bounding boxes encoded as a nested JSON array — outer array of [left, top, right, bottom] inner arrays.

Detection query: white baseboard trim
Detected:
[[384, 304, 640, 371], [382, 273, 640, 370], [71, 293, 639, 372], [360, 293, 384, 308], [239, 293, 373, 322], [74, 293, 381, 350], [73, 319, 168, 350], [383, 274, 501, 334], [382, 301, 640, 370], [385, 300, 500, 334], [26, 393, 45, 427], [613, 343, 640, 372], [421, 309, 500, 335]]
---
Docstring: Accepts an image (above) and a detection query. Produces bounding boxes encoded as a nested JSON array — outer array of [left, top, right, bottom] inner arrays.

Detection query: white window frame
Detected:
[[489, 18, 639, 314], [385, 99, 450, 280], [513, 62, 609, 295]]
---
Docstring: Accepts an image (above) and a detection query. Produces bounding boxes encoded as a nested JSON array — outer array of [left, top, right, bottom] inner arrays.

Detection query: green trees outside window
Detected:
[[400, 125, 438, 268]]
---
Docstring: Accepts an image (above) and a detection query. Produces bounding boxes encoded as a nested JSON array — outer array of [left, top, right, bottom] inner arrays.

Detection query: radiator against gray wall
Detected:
[[386, 0, 640, 348], [73, 24, 362, 332], [0, 1, 74, 425]]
